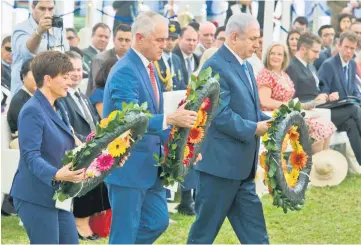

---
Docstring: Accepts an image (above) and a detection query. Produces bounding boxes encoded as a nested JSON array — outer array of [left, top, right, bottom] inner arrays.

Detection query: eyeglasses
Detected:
[[309, 48, 320, 55], [4, 46, 12, 52]]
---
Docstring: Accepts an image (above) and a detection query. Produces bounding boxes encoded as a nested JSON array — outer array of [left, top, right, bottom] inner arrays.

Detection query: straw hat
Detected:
[[310, 150, 348, 187]]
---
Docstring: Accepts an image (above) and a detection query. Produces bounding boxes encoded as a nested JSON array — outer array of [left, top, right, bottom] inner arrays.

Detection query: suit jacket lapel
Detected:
[[220, 46, 255, 101], [129, 49, 158, 112], [335, 55, 349, 95], [35, 90, 73, 138], [67, 94, 89, 123]]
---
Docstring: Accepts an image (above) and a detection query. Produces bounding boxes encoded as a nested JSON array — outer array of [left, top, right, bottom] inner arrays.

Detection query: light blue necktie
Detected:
[[186, 57, 192, 81], [242, 63, 254, 91], [343, 65, 349, 88]]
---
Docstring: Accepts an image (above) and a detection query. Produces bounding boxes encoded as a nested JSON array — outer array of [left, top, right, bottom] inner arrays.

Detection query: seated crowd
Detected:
[[1, 0, 360, 241]]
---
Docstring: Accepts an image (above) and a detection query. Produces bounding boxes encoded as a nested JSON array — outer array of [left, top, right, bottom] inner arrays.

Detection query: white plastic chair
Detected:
[[1, 115, 20, 195]]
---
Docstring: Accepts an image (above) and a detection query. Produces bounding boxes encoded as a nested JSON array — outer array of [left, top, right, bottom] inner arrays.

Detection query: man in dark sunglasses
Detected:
[[1, 36, 12, 90]]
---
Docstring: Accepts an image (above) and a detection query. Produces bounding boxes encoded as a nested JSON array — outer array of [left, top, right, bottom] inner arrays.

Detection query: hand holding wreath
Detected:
[[166, 102, 198, 128]]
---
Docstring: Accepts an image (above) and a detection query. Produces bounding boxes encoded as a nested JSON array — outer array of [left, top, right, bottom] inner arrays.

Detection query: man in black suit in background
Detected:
[[82, 23, 111, 77], [286, 32, 361, 166], [60, 51, 99, 142], [173, 26, 200, 84]]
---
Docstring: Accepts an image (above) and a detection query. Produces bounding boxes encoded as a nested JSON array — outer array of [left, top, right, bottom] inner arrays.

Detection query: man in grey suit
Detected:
[[85, 24, 132, 97], [82, 23, 111, 76]]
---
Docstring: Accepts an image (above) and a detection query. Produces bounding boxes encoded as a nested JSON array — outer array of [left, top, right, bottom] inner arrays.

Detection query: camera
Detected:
[[52, 15, 63, 28]]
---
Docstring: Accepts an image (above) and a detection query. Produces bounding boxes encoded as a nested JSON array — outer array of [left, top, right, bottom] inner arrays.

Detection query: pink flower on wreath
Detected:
[[96, 154, 115, 172], [86, 161, 101, 177], [86, 131, 96, 142]]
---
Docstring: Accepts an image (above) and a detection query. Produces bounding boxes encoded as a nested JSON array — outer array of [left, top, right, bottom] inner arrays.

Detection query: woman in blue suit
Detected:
[[10, 51, 86, 244]]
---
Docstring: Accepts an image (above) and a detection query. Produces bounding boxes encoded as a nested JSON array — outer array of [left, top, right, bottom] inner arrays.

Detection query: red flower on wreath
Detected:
[[201, 97, 211, 111], [188, 127, 204, 144], [96, 154, 115, 172], [178, 99, 187, 108], [164, 144, 169, 157], [290, 151, 308, 169], [183, 144, 195, 166]]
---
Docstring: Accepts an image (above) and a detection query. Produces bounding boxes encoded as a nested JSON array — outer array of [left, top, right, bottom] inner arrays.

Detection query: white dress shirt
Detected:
[[68, 87, 92, 119], [296, 55, 320, 87], [181, 50, 195, 72], [224, 44, 253, 90]]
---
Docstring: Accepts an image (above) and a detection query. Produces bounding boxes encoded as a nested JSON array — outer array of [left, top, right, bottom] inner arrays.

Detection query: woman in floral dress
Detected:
[[256, 43, 336, 154]]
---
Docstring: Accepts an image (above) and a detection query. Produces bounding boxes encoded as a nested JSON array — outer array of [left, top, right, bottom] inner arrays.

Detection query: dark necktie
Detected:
[[74, 91, 96, 131], [343, 66, 349, 88], [167, 57, 172, 69]]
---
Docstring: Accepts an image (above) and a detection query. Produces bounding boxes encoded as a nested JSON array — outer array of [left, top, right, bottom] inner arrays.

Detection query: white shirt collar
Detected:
[[68, 87, 78, 96], [90, 44, 101, 53], [181, 50, 193, 60], [162, 52, 172, 61], [295, 55, 308, 67], [21, 86, 34, 96], [132, 48, 151, 69], [224, 43, 245, 65], [1, 59, 10, 67], [339, 54, 349, 68]]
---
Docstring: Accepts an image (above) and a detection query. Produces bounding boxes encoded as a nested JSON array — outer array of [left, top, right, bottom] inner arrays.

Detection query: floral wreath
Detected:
[[260, 100, 313, 213], [53, 102, 151, 202], [155, 67, 220, 186]]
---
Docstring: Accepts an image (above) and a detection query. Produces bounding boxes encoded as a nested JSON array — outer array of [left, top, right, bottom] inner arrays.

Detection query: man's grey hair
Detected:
[[225, 13, 259, 38], [65, 50, 82, 61], [131, 11, 168, 41]]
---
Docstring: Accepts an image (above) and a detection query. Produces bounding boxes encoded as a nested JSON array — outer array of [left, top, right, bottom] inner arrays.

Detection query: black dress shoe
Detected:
[[78, 232, 87, 240], [177, 203, 196, 216], [87, 234, 100, 241], [78, 232, 100, 241]]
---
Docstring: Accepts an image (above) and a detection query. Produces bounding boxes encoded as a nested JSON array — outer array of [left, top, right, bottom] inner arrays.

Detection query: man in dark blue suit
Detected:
[[318, 31, 361, 99], [102, 12, 198, 244], [318, 31, 361, 165], [187, 13, 270, 244], [155, 20, 187, 92]]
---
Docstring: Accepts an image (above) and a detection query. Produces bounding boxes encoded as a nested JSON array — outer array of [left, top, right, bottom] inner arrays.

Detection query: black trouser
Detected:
[[331, 104, 361, 165]]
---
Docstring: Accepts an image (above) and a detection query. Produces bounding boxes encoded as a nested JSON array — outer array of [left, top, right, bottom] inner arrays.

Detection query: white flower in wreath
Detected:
[[72, 142, 86, 155]]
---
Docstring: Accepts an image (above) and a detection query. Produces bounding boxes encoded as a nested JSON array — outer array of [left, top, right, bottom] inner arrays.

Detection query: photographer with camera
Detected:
[[11, 0, 69, 95]]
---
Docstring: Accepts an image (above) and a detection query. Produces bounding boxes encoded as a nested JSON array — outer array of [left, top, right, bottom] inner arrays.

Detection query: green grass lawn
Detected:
[[2, 174, 361, 244]]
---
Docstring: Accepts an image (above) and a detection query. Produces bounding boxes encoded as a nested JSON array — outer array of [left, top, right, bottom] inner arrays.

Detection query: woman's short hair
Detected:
[[31, 51, 73, 88], [20, 58, 34, 82], [263, 43, 290, 71], [95, 57, 118, 89]]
